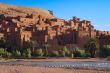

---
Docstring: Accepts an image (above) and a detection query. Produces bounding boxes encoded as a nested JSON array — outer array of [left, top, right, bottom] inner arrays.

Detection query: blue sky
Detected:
[[0, 0, 110, 31]]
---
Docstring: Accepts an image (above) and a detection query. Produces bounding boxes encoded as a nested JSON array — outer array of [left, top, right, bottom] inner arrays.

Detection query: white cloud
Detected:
[[94, 24, 110, 31]]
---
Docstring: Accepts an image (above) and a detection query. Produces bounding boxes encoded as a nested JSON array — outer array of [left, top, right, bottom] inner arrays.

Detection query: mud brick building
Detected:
[[0, 4, 110, 51]]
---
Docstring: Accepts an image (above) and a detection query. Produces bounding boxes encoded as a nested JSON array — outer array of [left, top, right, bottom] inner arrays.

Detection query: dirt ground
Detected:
[[15, 58, 108, 62], [0, 58, 109, 73], [0, 65, 110, 73]]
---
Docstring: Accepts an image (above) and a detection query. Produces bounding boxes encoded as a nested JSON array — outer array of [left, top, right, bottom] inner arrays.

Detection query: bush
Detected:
[[22, 53, 26, 58], [27, 53, 31, 58], [0, 48, 5, 56], [3, 52, 12, 58], [0, 48, 12, 58], [100, 45, 110, 57], [85, 53, 91, 57], [33, 48, 44, 57], [49, 51, 59, 57], [26, 49, 31, 58], [73, 48, 87, 57], [62, 46, 70, 56], [22, 49, 31, 58], [12, 50, 21, 58], [60, 51, 66, 57], [74, 48, 82, 57]]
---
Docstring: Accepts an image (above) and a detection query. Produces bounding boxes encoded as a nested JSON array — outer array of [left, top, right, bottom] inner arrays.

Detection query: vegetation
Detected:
[[49, 51, 59, 57], [22, 49, 31, 58], [74, 48, 83, 57], [59, 46, 70, 57], [73, 48, 91, 58], [44, 42, 49, 56], [0, 48, 5, 56], [0, 48, 12, 58], [60, 51, 66, 57], [63, 46, 70, 56], [12, 50, 21, 58], [85, 53, 91, 57], [0, 38, 109, 59], [85, 37, 99, 58], [30, 40, 39, 52], [32, 48, 44, 57], [100, 45, 110, 57]]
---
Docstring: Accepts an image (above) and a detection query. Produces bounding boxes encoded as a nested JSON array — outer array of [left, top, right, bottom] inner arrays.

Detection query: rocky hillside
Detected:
[[0, 3, 54, 18]]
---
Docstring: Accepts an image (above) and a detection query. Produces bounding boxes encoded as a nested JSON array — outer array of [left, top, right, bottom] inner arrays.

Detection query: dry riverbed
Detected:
[[0, 58, 110, 73], [0, 65, 110, 73]]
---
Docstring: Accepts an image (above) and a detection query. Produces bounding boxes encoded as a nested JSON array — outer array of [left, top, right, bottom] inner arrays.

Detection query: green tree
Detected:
[[30, 40, 39, 52], [85, 37, 98, 58], [100, 45, 110, 57], [44, 42, 49, 56]]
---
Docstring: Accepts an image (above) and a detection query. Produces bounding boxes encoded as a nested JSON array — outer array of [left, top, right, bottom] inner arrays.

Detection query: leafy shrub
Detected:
[[59, 46, 70, 57], [74, 48, 81, 57], [63, 46, 70, 56], [27, 53, 31, 58], [60, 51, 66, 57], [0, 48, 5, 56], [49, 51, 59, 57], [33, 48, 44, 57], [3, 52, 12, 58], [100, 45, 110, 57], [85, 53, 91, 57], [0, 48, 12, 58], [22, 49, 31, 58], [26, 49, 31, 58], [22, 53, 26, 57], [12, 50, 21, 58], [74, 48, 83, 57]]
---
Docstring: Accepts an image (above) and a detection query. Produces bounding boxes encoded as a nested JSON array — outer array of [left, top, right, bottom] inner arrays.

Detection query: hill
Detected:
[[0, 3, 54, 18]]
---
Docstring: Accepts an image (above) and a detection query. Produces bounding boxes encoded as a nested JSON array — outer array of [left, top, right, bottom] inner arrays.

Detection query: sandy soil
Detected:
[[0, 65, 109, 73]]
